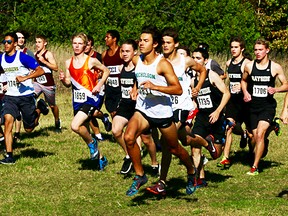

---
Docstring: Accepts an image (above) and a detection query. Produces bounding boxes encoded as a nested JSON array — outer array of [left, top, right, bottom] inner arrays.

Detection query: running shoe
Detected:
[[37, 98, 49, 115], [186, 174, 197, 195], [146, 180, 167, 196], [196, 178, 208, 189], [202, 155, 209, 165], [99, 156, 108, 171], [274, 117, 282, 136], [205, 134, 218, 160], [13, 133, 21, 144], [151, 164, 161, 177], [246, 166, 259, 175], [0, 154, 15, 165], [240, 130, 247, 148], [120, 157, 133, 174], [102, 114, 112, 132], [87, 138, 98, 160], [126, 174, 148, 196], [217, 156, 231, 169], [55, 119, 62, 133]]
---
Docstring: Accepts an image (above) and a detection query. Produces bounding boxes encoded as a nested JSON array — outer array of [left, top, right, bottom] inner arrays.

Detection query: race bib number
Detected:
[[121, 86, 131, 99], [36, 75, 47, 84], [197, 95, 213, 109], [171, 95, 179, 104], [107, 77, 119, 87], [139, 85, 151, 96], [253, 85, 268, 97], [73, 90, 87, 103], [7, 78, 19, 90], [230, 82, 241, 94]]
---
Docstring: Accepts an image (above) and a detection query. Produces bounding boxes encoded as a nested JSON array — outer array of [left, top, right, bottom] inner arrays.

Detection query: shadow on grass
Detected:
[[78, 158, 100, 171], [229, 149, 283, 172], [276, 189, 288, 198], [19, 148, 54, 158], [127, 177, 198, 205], [16, 126, 65, 141], [205, 171, 232, 184]]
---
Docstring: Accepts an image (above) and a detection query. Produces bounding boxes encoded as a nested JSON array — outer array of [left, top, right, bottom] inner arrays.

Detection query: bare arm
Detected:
[[268, 62, 288, 94], [36, 51, 58, 71], [59, 59, 72, 88], [16, 66, 45, 83], [241, 61, 252, 102], [140, 58, 182, 95], [208, 71, 230, 123], [90, 58, 110, 94], [186, 56, 207, 97]]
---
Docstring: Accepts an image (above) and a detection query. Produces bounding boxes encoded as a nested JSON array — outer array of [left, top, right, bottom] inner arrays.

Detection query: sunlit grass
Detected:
[[0, 44, 287, 215]]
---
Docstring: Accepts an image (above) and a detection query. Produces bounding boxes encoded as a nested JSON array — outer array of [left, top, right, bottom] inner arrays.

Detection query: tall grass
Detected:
[[0, 44, 287, 215]]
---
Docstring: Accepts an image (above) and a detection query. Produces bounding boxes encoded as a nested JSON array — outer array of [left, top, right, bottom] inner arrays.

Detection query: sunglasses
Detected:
[[2, 40, 13, 45]]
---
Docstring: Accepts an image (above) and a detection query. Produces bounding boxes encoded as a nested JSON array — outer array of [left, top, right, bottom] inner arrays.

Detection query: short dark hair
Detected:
[[230, 36, 246, 49], [87, 35, 95, 46], [141, 26, 162, 51], [162, 27, 179, 43], [35, 34, 48, 42], [192, 47, 209, 60], [122, 39, 138, 50], [107, 30, 120, 43], [177, 45, 191, 56], [4, 32, 18, 43]]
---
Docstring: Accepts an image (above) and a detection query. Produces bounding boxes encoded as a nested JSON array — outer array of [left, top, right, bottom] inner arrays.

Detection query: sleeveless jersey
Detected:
[[1, 51, 35, 96], [195, 70, 222, 114], [102, 48, 124, 95], [34, 50, 55, 86], [135, 54, 173, 119], [171, 55, 194, 111], [120, 66, 137, 103], [249, 60, 276, 109], [227, 57, 246, 101], [69, 56, 101, 111]]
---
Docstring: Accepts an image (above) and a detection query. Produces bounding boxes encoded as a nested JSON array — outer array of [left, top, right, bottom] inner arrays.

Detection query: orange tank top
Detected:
[[69, 56, 98, 91]]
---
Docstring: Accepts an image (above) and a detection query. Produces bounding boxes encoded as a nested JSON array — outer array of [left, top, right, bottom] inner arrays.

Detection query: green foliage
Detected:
[[256, 0, 288, 52], [0, 0, 272, 53]]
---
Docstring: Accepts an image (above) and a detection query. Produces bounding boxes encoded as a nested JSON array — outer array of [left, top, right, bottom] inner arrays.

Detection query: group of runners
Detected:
[[1, 27, 288, 197]]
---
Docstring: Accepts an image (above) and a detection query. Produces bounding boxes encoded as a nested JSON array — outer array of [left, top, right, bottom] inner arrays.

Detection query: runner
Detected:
[[241, 38, 288, 175], [0, 32, 49, 164], [60, 33, 110, 170], [124, 26, 197, 196], [33, 34, 61, 132]]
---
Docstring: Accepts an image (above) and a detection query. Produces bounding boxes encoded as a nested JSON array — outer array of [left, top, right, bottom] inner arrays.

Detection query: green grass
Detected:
[[0, 45, 287, 215], [0, 90, 287, 216]]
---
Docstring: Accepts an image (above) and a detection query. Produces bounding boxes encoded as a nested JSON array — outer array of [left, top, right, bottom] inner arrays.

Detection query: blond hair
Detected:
[[71, 32, 88, 45]]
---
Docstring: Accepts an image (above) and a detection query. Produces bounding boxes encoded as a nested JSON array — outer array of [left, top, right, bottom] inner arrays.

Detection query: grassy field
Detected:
[[0, 45, 287, 215]]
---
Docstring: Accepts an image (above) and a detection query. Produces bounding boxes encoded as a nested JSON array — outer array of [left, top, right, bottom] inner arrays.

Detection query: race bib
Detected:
[[7, 78, 19, 90], [107, 77, 119, 87], [197, 95, 213, 109], [121, 86, 131, 99], [138, 85, 151, 96], [73, 89, 87, 103], [229, 82, 241, 94], [36, 75, 47, 84], [171, 95, 179, 104], [253, 85, 268, 97]]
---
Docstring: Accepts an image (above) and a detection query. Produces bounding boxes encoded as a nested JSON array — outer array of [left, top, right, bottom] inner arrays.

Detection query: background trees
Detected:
[[0, 0, 287, 53]]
